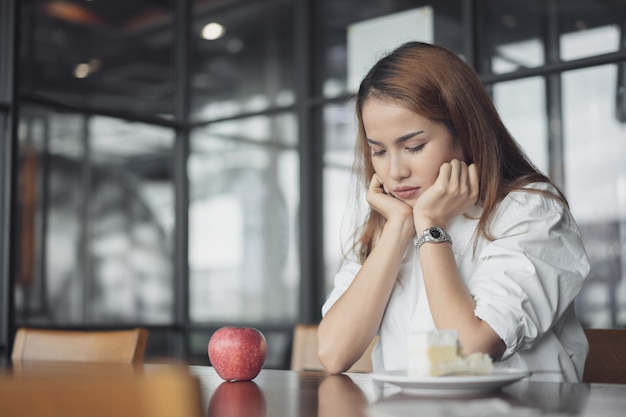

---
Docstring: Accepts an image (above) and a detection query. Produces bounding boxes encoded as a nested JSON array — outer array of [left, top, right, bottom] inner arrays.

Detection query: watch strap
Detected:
[[413, 226, 452, 250]]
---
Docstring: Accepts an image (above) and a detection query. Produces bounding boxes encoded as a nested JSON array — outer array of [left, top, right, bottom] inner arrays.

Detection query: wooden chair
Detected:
[[290, 324, 378, 373], [0, 365, 203, 417], [583, 328, 626, 384], [11, 327, 149, 364]]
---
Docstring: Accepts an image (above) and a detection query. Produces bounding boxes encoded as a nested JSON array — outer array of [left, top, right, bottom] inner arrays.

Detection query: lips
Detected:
[[393, 187, 420, 200]]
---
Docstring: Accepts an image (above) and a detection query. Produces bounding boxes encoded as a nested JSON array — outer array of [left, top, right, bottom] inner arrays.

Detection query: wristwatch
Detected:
[[414, 226, 452, 250]]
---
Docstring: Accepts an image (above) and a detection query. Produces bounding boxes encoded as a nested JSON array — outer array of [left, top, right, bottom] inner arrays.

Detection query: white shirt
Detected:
[[322, 183, 590, 382]]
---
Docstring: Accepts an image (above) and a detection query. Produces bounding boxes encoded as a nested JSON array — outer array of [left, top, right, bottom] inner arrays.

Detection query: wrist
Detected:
[[414, 226, 452, 250], [384, 216, 416, 242], [414, 218, 446, 233]]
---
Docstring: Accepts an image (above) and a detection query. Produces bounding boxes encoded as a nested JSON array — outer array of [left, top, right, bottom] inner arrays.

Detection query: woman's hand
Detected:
[[412, 159, 479, 230], [366, 174, 413, 221]]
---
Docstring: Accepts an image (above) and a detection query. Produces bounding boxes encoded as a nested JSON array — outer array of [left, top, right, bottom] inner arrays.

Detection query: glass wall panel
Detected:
[[190, 0, 295, 122], [323, 101, 359, 294], [478, 0, 546, 75], [313, 0, 465, 99], [480, 0, 625, 75], [15, 105, 175, 324], [493, 77, 548, 174], [562, 65, 626, 328], [189, 112, 299, 323], [558, 0, 625, 62], [19, 0, 175, 118]]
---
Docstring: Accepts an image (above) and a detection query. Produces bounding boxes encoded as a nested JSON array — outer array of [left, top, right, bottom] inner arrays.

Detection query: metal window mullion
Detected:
[[35, 113, 51, 319], [616, 19, 626, 123], [545, 0, 565, 189], [469, 0, 494, 96], [295, 0, 324, 324], [173, 0, 191, 358], [80, 114, 92, 322], [0, 0, 18, 359], [463, 0, 478, 71]]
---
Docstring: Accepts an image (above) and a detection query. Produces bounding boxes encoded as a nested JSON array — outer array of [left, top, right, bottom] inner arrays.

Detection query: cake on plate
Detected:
[[407, 329, 493, 377]]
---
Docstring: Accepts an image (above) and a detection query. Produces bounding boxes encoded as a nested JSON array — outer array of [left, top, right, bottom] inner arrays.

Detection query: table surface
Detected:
[[185, 365, 626, 417], [3, 362, 626, 417]]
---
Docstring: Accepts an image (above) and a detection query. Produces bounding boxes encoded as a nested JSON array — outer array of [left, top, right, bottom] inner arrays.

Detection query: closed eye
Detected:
[[371, 149, 386, 157], [407, 144, 425, 153]]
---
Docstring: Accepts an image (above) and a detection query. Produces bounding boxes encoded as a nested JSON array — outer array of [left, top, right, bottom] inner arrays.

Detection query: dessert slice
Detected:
[[407, 329, 493, 377]]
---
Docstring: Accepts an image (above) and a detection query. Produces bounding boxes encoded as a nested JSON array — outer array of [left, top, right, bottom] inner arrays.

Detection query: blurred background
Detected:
[[1, 0, 625, 369]]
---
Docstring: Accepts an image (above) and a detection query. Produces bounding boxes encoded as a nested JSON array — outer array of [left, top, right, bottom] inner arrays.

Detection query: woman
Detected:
[[318, 42, 590, 382]]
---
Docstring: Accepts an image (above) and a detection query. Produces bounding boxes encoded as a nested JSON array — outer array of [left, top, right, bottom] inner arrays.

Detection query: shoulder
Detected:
[[490, 182, 571, 235], [498, 182, 565, 215]]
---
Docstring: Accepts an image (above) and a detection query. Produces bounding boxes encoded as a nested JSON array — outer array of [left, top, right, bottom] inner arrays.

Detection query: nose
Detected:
[[388, 153, 410, 180]]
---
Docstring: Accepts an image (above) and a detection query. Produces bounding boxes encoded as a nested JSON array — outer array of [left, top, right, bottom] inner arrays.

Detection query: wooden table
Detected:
[[2, 363, 626, 416], [188, 366, 626, 417]]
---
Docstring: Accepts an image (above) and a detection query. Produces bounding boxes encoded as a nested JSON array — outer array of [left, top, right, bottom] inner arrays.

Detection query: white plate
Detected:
[[370, 369, 529, 397]]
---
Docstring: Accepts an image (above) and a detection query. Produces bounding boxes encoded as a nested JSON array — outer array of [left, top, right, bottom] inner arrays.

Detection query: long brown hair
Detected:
[[351, 41, 565, 263]]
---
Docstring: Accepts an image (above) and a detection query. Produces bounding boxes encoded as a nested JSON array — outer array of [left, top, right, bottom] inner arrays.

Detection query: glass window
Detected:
[[480, 0, 625, 75], [19, 0, 175, 118], [313, 0, 465, 99], [558, 0, 624, 62], [189, 112, 299, 323], [190, 0, 295, 122], [323, 101, 359, 294], [493, 77, 549, 174], [15, 105, 176, 324], [562, 65, 626, 328], [478, 0, 546, 75]]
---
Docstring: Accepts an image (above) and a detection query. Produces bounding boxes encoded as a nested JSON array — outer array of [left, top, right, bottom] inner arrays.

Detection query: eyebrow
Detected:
[[366, 131, 424, 146]]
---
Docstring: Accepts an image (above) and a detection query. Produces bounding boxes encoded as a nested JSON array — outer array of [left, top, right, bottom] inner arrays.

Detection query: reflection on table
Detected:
[[190, 366, 626, 417], [1, 362, 626, 417]]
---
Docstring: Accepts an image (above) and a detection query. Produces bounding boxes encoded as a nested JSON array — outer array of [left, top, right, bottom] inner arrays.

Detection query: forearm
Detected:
[[418, 242, 505, 359], [318, 218, 414, 373]]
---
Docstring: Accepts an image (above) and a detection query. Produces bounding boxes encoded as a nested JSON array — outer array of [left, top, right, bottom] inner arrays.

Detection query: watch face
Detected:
[[429, 227, 442, 239]]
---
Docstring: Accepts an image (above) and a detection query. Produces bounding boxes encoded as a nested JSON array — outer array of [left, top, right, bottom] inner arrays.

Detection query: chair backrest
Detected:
[[0, 365, 203, 417], [290, 324, 377, 373], [583, 328, 626, 384], [11, 327, 149, 364]]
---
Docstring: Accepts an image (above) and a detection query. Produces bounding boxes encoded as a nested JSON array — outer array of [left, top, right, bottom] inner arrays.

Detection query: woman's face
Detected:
[[362, 98, 465, 207]]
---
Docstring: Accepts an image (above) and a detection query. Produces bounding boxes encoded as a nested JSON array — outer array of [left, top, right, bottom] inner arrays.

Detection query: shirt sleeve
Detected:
[[471, 187, 590, 360], [321, 259, 362, 317]]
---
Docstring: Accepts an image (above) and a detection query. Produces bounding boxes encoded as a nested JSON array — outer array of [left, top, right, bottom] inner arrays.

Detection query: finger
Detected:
[[437, 161, 452, 184], [375, 174, 390, 194], [368, 174, 388, 197], [369, 174, 382, 190], [468, 163, 479, 201], [450, 159, 470, 194], [457, 160, 470, 190], [449, 159, 463, 187]]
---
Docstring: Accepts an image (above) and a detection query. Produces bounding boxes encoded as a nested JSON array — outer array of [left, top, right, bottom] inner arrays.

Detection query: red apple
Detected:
[[208, 326, 267, 381]]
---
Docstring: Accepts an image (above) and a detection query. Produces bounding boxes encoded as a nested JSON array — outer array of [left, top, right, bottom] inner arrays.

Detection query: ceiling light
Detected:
[[73, 59, 100, 78], [74, 63, 90, 78], [202, 22, 225, 40]]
